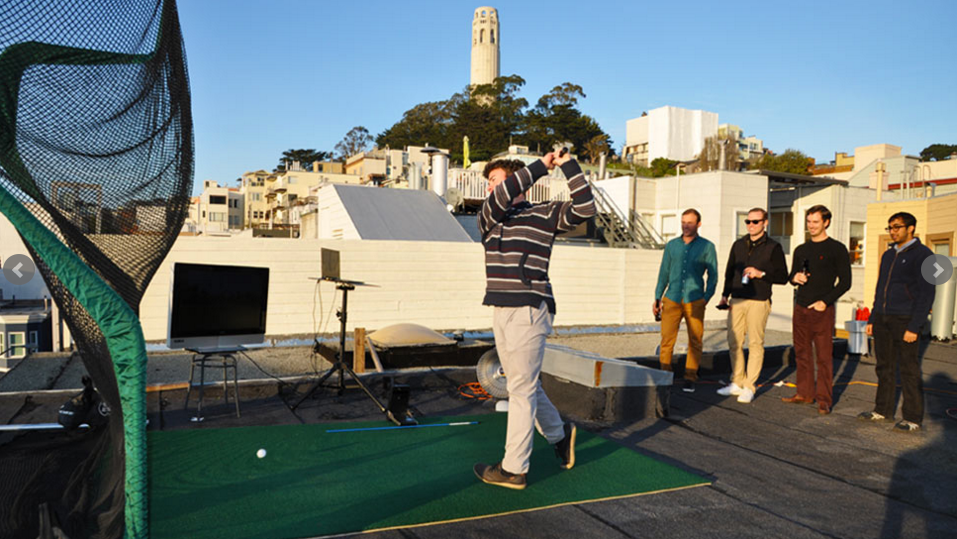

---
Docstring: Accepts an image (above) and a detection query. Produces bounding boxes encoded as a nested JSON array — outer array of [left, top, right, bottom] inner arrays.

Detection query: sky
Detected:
[[178, 0, 956, 194]]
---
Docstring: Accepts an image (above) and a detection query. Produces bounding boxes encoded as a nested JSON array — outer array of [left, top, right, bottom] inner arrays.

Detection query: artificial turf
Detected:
[[148, 413, 708, 538]]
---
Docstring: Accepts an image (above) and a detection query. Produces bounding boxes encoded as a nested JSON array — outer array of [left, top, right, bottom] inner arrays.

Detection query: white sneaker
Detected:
[[737, 388, 755, 403], [717, 383, 743, 396]]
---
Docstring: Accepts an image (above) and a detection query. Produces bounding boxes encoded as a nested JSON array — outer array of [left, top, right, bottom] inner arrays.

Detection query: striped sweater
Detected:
[[478, 159, 596, 313]]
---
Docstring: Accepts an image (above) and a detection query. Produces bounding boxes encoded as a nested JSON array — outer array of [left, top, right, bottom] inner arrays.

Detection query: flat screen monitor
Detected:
[[167, 263, 269, 351]]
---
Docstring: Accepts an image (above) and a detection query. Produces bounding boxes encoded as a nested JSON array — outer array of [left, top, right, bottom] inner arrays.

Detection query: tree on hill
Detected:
[[275, 149, 330, 172], [698, 135, 741, 172], [919, 143, 957, 162], [582, 134, 610, 164], [650, 157, 679, 177], [750, 148, 811, 175], [374, 75, 613, 164], [334, 126, 374, 161]]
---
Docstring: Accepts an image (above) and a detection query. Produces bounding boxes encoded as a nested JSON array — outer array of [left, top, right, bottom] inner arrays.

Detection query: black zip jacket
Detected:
[[868, 238, 935, 333], [723, 232, 789, 301]]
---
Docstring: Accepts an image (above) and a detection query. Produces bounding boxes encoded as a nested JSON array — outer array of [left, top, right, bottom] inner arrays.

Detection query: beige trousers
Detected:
[[727, 298, 772, 392], [493, 301, 565, 475]]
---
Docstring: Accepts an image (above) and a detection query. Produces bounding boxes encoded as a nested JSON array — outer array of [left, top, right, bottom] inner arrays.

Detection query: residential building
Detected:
[[624, 106, 718, 166], [344, 148, 407, 186], [718, 124, 765, 163], [0, 302, 52, 370], [188, 180, 244, 233], [810, 151, 855, 176], [264, 166, 362, 229], [241, 170, 274, 229], [833, 143, 957, 197]]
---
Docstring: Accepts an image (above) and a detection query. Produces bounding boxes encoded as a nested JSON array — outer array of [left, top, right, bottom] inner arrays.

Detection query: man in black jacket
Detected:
[[716, 208, 789, 403], [859, 212, 935, 432]]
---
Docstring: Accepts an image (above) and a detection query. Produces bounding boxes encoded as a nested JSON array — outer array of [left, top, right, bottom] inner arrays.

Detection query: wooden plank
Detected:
[[353, 327, 366, 373], [366, 336, 385, 373]]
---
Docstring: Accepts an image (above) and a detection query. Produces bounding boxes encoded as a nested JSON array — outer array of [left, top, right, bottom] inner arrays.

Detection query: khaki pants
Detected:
[[659, 297, 705, 381], [727, 298, 772, 392], [493, 302, 565, 475]]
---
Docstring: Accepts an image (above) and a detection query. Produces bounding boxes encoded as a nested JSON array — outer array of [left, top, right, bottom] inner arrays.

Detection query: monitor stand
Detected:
[[291, 279, 415, 426], [187, 345, 247, 355]]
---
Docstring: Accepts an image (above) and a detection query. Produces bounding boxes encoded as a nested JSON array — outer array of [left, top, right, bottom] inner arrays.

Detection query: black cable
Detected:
[[238, 349, 295, 391]]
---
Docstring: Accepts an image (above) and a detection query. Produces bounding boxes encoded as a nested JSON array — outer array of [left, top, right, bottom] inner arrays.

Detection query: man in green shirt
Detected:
[[653, 208, 719, 392]]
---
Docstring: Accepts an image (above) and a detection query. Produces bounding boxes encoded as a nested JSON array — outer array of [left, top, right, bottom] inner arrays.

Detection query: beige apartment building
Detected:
[[816, 143, 957, 198], [718, 124, 765, 163], [186, 180, 244, 233], [264, 162, 362, 228], [241, 170, 273, 229]]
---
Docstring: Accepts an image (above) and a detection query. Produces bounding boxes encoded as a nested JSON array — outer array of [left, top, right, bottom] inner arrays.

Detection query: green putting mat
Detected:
[[148, 414, 708, 539]]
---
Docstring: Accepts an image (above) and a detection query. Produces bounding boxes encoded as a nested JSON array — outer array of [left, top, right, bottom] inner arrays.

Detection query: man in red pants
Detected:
[[782, 205, 851, 414]]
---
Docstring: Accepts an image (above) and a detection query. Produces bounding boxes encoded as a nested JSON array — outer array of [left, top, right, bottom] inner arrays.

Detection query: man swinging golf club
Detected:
[[473, 148, 595, 489]]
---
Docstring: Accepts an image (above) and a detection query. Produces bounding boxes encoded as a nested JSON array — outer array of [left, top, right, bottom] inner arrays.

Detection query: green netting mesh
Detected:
[[0, 1, 192, 537]]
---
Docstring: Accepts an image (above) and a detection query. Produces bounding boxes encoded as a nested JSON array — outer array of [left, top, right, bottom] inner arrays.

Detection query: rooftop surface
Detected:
[[1, 330, 955, 538]]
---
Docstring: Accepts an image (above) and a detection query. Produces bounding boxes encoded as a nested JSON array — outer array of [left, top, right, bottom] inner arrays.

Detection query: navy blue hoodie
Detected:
[[868, 238, 935, 333]]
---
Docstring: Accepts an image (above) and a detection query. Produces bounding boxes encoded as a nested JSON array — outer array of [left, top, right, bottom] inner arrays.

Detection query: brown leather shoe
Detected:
[[818, 405, 831, 415], [781, 395, 814, 404]]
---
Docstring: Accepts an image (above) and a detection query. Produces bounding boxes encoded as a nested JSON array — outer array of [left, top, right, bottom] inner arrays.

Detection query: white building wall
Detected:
[[138, 237, 667, 341], [315, 186, 360, 240], [647, 106, 718, 163], [592, 176, 631, 222], [625, 116, 649, 148]]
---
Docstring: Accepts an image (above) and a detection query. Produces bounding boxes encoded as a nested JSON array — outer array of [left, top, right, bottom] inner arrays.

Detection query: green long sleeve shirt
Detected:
[[654, 235, 718, 304]]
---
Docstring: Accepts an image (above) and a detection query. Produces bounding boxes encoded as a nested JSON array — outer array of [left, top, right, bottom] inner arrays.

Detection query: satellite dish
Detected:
[[476, 348, 508, 399], [445, 187, 464, 212]]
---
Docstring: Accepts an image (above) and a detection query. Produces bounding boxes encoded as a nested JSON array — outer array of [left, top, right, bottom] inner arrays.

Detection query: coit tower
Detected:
[[470, 7, 500, 87]]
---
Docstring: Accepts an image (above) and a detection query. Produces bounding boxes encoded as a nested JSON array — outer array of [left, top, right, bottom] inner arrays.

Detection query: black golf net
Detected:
[[0, 0, 192, 537]]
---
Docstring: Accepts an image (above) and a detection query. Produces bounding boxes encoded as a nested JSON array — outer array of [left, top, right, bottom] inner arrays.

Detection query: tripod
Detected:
[[292, 279, 414, 426]]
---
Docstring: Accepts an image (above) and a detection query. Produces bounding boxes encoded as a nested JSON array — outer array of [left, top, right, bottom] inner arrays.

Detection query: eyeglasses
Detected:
[[884, 225, 907, 232], [744, 219, 765, 225]]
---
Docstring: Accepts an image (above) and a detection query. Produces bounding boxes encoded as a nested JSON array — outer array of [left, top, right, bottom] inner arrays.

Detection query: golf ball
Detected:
[[256, 448, 267, 458]]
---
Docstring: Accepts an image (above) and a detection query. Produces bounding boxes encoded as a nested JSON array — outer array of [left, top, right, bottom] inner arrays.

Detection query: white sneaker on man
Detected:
[[717, 383, 743, 396], [737, 388, 755, 403]]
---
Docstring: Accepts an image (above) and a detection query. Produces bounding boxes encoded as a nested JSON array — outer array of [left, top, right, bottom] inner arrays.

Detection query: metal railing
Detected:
[[447, 168, 570, 203], [446, 168, 664, 248], [588, 176, 664, 249]]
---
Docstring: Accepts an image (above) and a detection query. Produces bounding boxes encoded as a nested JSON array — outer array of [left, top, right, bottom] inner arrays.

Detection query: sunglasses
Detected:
[[744, 219, 765, 225], [884, 224, 907, 232]]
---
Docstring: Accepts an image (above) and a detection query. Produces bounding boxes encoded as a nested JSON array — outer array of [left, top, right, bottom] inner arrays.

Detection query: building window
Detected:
[[849, 221, 865, 265], [660, 214, 678, 242], [736, 211, 750, 237], [8, 332, 25, 358], [252, 193, 261, 201], [491, 29, 495, 43], [480, 29, 484, 43], [769, 211, 793, 237], [770, 210, 793, 252], [209, 195, 226, 205], [29, 331, 38, 346], [209, 212, 225, 222]]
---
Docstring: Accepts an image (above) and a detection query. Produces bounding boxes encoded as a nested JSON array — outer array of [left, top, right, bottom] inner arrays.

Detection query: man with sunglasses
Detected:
[[859, 212, 935, 432], [716, 208, 789, 403]]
